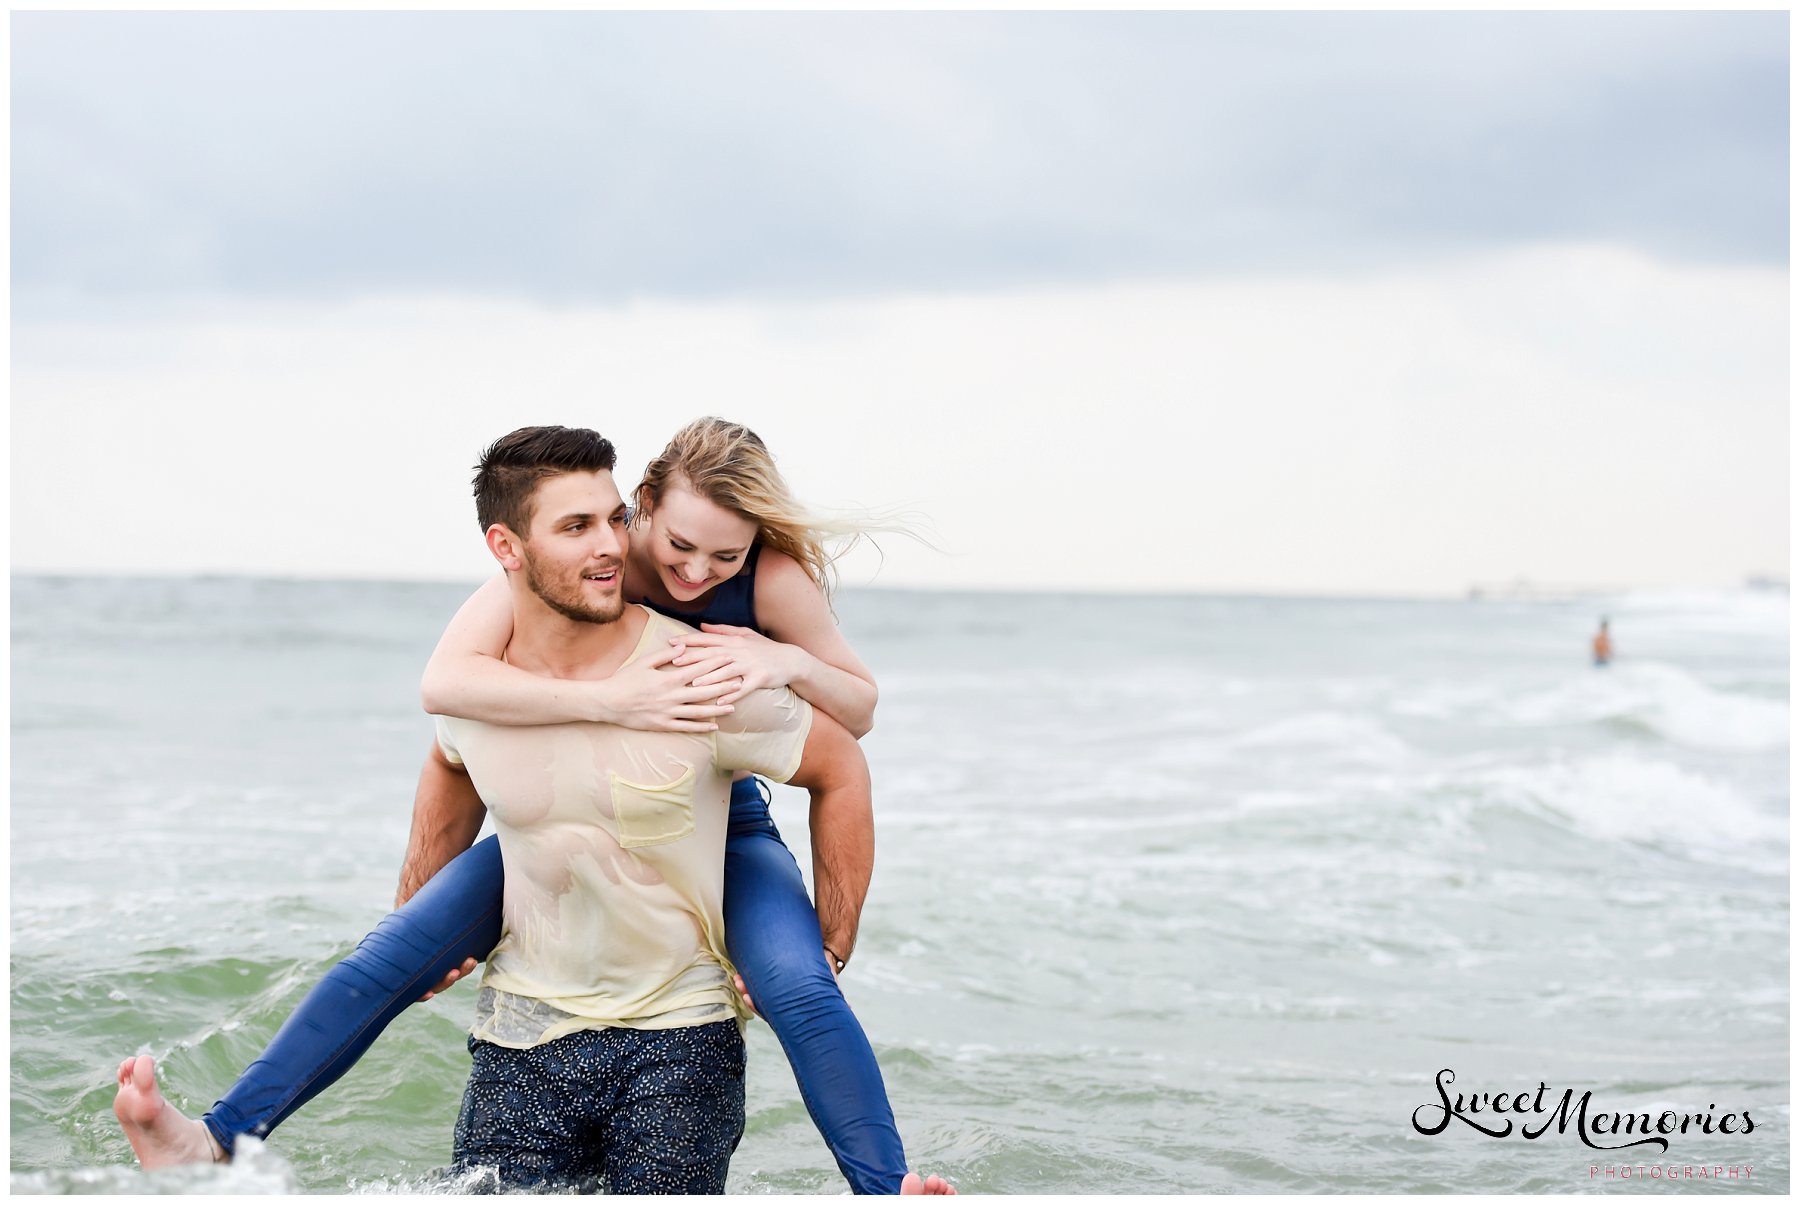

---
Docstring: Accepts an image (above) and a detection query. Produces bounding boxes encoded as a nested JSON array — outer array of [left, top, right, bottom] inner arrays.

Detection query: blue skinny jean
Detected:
[[200, 778, 908, 1193]]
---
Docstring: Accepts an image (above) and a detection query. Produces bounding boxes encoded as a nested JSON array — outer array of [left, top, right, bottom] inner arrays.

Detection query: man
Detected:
[[111, 425, 951, 1192], [404, 426, 901, 1192]]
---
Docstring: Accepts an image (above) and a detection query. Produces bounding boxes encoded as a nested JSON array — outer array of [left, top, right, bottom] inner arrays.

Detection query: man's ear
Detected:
[[486, 523, 526, 571]]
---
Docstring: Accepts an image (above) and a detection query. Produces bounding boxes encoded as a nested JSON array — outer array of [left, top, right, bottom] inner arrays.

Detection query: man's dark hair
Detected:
[[473, 426, 618, 535]]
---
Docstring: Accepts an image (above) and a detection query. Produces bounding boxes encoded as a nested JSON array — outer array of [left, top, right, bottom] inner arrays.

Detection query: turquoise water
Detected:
[[10, 577, 1789, 1193]]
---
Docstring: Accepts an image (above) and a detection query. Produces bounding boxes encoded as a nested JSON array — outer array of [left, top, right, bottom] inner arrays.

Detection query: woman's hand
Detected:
[[676, 623, 808, 705], [597, 641, 739, 733]]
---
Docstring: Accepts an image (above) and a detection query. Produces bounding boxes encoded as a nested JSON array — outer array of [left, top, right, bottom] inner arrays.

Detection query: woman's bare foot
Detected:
[[112, 1056, 226, 1170], [901, 1171, 958, 1194]]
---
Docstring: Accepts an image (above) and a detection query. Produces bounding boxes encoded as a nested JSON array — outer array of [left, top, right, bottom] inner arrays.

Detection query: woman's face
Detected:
[[641, 481, 759, 603]]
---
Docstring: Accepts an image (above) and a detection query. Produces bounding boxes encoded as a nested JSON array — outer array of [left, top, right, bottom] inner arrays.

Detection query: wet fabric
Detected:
[[435, 606, 812, 1045]]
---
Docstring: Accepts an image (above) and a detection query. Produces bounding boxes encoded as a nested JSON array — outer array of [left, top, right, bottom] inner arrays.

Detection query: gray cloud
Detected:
[[11, 11, 1788, 315]]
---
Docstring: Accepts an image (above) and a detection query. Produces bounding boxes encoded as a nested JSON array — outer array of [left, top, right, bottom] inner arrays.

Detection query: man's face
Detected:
[[514, 470, 630, 625]]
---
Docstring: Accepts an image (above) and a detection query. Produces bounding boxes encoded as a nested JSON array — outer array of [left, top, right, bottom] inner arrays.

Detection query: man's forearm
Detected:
[[396, 750, 487, 907], [808, 766, 874, 964], [784, 709, 875, 964]]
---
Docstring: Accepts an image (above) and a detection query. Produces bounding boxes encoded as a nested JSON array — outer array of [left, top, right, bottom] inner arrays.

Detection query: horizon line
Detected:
[[11, 568, 1786, 607]]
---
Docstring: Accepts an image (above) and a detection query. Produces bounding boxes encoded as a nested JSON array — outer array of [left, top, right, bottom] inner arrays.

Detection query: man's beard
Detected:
[[524, 555, 626, 625]]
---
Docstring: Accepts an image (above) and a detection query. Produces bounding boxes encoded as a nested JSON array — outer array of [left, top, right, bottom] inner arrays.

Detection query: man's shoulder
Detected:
[[716, 681, 812, 738], [636, 604, 701, 641], [431, 713, 470, 764]]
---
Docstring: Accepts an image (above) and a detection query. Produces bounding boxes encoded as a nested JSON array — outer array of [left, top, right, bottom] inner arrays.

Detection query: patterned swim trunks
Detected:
[[451, 1020, 746, 1193]]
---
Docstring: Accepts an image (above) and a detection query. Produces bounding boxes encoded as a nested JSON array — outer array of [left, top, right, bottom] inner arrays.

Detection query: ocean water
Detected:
[[9, 576, 1789, 1194]]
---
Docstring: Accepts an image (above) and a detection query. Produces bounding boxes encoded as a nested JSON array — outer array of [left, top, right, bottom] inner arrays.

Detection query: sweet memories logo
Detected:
[[1411, 1069, 1754, 1153]]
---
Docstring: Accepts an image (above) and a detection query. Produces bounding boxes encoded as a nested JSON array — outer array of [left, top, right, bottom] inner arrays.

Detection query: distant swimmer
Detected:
[[1592, 618, 1612, 667]]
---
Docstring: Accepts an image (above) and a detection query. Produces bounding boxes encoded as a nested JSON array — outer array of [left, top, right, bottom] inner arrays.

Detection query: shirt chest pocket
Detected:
[[608, 764, 699, 849]]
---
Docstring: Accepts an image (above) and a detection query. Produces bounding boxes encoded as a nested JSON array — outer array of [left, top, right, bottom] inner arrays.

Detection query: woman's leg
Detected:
[[723, 779, 907, 1194], [200, 835, 505, 1154]]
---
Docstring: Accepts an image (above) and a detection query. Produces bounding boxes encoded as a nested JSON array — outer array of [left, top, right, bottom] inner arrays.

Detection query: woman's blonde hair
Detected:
[[635, 417, 919, 601]]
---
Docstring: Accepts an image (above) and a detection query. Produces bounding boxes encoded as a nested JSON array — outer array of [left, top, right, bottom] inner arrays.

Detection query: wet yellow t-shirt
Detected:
[[434, 606, 814, 1048]]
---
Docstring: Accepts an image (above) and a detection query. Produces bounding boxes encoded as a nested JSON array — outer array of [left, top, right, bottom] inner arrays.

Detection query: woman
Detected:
[[114, 418, 950, 1195]]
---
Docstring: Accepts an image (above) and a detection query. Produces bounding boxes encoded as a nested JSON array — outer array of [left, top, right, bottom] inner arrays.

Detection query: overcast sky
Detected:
[[11, 11, 1789, 595]]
